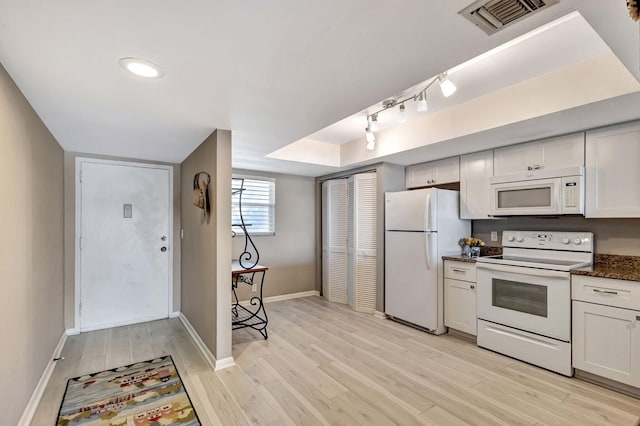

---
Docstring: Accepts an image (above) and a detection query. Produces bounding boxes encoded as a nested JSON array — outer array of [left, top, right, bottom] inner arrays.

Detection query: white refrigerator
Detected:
[[384, 188, 470, 334]]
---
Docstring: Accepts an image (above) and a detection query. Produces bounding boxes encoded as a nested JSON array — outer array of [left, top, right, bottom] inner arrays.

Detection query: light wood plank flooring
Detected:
[[34, 296, 640, 425]]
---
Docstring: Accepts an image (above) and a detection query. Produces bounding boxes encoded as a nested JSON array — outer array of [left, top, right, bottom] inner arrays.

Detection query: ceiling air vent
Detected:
[[459, 0, 559, 35]]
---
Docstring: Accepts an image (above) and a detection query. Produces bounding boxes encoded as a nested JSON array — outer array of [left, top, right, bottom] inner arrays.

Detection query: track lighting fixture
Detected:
[[365, 126, 376, 150], [416, 91, 428, 112], [369, 113, 379, 132], [398, 103, 407, 123], [438, 73, 457, 97], [363, 69, 456, 147]]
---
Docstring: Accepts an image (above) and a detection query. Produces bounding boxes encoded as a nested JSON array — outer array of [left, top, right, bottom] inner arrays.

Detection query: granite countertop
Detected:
[[570, 254, 640, 282], [442, 255, 478, 263], [442, 246, 503, 263]]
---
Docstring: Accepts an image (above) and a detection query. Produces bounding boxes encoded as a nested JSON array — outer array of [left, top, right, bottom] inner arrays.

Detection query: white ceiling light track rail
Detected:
[[364, 72, 457, 150]]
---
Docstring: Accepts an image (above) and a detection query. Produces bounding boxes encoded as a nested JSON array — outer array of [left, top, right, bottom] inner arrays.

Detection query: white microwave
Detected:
[[489, 167, 584, 216]]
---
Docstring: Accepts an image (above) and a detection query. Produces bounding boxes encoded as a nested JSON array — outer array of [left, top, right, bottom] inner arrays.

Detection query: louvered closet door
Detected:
[[347, 178, 355, 308], [322, 179, 348, 304], [348, 173, 377, 313]]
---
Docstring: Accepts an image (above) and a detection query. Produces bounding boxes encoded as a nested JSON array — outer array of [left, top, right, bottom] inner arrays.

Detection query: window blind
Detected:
[[232, 176, 276, 235]]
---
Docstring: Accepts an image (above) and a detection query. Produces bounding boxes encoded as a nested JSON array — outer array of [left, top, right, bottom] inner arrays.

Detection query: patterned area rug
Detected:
[[56, 355, 200, 426]]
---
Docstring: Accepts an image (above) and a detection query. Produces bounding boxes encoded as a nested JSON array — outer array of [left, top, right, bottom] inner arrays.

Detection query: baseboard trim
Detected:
[[18, 331, 67, 426], [240, 290, 320, 305], [169, 311, 180, 318], [65, 328, 80, 336], [374, 311, 389, 319], [178, 313, 234, 372]]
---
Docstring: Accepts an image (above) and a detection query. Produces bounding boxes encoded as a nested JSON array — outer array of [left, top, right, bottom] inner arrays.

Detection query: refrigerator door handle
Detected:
[[425, 193, 433, 231], [425, 232, 435, 270]]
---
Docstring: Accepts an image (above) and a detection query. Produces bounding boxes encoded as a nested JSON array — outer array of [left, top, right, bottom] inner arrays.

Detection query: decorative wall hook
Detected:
[[193, 171, 211, 214]]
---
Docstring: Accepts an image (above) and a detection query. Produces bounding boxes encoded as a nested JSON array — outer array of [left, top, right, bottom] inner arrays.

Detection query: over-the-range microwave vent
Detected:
[[459, 0, 559, 35]]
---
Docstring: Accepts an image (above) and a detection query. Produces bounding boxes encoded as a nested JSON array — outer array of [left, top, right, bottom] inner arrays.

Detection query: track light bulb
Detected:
[[366, 139, 376, 150], [398, 103, 407, 123], [369, 113, 379, 132], [416, 91, 428, 112], [439, 73, 456, 97], [365, 127, 375, 144]]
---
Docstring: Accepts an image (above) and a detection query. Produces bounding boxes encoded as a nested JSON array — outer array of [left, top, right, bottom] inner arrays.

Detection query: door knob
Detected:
[[161, 247, 167, 252]]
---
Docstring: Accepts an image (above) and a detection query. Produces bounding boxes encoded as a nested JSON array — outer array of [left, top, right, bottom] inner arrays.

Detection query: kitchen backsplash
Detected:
[[473, 217, 640, 256]]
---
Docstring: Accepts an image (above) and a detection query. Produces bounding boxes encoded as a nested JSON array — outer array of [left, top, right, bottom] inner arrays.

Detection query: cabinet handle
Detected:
[[593, 289, 618, 295], [452, 269, 466, 273], [470, 284, 475, 289], [527, 165, 542, 171], [637, 316, 640, 321]]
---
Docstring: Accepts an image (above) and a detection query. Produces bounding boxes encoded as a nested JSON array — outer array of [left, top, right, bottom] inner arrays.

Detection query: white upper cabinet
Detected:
[[406, 156, 459, 189], [494, 133, 584, 176], [586, 121, 640, 218], [460, 150, 494, 219]]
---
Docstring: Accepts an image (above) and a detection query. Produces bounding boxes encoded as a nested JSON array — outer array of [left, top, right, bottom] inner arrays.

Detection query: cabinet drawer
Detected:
[[444, 261, 476, 282], [572, 275, 640, 310]]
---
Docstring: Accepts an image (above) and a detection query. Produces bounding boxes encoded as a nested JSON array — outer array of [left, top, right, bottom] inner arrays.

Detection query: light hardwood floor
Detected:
[[34, 296, 640, 425]]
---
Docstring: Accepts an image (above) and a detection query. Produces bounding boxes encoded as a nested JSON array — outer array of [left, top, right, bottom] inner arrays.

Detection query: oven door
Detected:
[[490, 178, 561, 216], [477, 263, 570, 341]]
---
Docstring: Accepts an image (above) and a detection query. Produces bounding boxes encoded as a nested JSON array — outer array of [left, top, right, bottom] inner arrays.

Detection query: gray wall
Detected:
[[0, 64, 65, 424], [63, 153, 181, 330], [473, 217, 640, 256], [181, 130, 232, 361], [232, 170, 316, 301]]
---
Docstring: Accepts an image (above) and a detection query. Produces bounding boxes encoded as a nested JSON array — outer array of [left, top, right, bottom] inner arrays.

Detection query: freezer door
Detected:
[[385, 231, 438, 330], [385, 189, 437, 232]]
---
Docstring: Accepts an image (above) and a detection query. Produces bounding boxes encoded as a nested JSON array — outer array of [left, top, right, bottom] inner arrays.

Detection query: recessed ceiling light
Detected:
[[119, 58, 163, 78]]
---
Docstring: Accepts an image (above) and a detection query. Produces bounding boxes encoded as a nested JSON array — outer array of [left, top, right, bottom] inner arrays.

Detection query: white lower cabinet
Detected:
[[572, 275, 640, 388], [444, 260, 477, 336]]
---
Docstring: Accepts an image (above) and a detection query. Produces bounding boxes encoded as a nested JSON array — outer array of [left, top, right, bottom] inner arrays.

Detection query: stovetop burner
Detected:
[[476, 231, 594, 271]]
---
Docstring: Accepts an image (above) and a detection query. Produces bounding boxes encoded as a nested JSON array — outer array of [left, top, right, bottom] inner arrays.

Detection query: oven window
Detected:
[[492, 279, 548, 317], [497, 187, 551, 208]]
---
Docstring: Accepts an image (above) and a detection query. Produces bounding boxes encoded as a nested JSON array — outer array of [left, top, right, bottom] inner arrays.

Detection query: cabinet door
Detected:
[[586, 122, 640, 217], [538, 133, 584, 171], [405, 162, 433, 189], [433, 157, 460, 185], [460, 150, 494, 219], [445, 278, 477, 336], [494, 143, 530, 176], [494, 133, 584, 176], [573, 301, 640, 388], [406, 157, 459, 189]]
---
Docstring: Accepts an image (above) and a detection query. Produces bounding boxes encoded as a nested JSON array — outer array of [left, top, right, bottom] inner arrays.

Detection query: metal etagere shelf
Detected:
[[231, 178, 268, 339]]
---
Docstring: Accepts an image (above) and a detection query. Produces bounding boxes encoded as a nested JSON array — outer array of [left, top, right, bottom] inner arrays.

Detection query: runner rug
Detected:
[[56, 355, 200, 426]]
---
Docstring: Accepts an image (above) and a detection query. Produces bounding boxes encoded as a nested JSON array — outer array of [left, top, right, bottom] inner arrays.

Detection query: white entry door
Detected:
[[78, 160, 171, 331]]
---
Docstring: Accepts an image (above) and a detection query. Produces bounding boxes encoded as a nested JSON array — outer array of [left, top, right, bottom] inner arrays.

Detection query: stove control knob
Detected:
[[516, 235, 524, 242], [561, 237, 570, 244], [573, 238, 582, 245], [507, 235, 515, 242]]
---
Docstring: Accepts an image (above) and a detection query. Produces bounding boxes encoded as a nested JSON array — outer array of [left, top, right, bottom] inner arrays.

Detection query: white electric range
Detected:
[[475, 230, 594, 376]]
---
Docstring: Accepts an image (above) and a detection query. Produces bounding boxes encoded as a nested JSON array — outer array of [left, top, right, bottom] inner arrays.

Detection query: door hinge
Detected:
[[79, 303, 82, 316], [79, 236, 82, 250], [79, 169, 82, 183]]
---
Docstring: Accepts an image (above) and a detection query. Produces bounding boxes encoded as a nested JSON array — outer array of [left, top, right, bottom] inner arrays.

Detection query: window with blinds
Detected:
[[232, 176, 276, 236]]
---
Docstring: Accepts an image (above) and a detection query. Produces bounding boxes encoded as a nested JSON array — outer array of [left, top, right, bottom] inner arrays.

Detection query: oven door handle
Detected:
[[476, 262, 569, 279]]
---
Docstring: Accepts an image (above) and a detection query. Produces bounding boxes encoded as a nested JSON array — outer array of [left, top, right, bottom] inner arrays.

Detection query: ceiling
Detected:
[[1, 1, 639, 177]]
